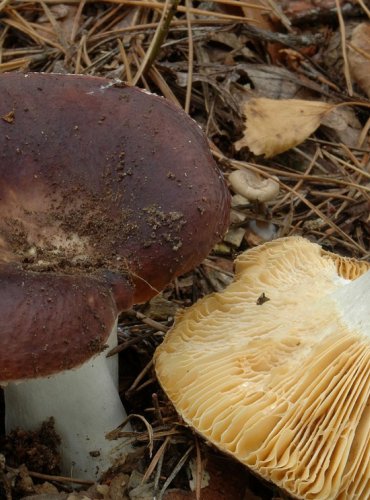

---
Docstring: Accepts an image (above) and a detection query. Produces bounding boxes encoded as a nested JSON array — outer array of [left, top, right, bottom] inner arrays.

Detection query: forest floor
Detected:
[[0, 0, 369, 498]]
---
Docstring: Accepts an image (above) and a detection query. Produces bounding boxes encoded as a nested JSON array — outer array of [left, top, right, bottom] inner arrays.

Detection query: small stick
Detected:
[[133, 0, 179, 85], [127, 359, 154, 392], [6, 466, 95, 486], [118, 38, 133, 84], [131, 309, 169, 332], [335, 0, 353, 96], [158, 444, 194, 499], [184, 0, 194, 114], [142, 435, 171, 483], [194, 437, 202, 500]]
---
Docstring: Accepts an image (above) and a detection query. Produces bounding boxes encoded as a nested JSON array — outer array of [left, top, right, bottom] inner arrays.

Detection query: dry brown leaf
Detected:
[[241, 0, 273, 31], [321, 106, 365, 148], [348, 23, 370, 99], [234, 98, 335, 157]]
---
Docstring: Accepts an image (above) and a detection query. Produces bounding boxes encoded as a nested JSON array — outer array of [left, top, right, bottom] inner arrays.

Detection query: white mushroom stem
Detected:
[[229, 170, 279, 244], [248, 219, 276, 241], [3, 322, 131, 481], [331, 268, 370, 333]]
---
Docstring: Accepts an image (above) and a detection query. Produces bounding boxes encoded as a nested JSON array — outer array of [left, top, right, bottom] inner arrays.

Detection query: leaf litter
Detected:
[[0, 0, 370, 498], [234, 98, 336, 157]]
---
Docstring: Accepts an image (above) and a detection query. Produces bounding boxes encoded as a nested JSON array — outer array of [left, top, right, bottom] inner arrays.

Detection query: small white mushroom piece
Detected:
[[229, 169, 280, 244], [228, 169, 279, 202]]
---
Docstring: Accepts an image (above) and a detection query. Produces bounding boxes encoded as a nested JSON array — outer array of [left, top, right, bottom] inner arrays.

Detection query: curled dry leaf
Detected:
[[348, 23, 370, 99], [234, 98, 335, 157]]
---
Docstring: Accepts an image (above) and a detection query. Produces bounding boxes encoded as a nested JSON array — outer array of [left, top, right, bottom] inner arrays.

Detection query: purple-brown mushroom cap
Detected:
[[0, 72, 230, 381]]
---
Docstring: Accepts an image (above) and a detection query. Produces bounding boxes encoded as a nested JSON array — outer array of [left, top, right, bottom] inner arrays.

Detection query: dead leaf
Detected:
[[240, 0, 274, 31], [235, 64, 325, 99], [223, 227, 246, 247], [321, 107, 349, 131], [321, 106, 365, 148], [235, 98, 335, 157], [348, 23, 370, 99]]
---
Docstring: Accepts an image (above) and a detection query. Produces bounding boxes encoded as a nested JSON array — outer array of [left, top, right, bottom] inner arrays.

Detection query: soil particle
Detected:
[[1, 418, 61, 474]]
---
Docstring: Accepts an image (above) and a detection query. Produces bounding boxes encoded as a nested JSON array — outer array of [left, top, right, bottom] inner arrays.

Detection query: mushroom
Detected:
[[155, 236, 370, 499], [228, 169, 279, 244], [0, 72, 230, 479], [228, 169, 279, 203]]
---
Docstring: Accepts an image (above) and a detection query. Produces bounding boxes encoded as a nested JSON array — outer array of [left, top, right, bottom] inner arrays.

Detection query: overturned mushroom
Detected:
[[0, 72, 230, 479], [155, 237, 370, 499]]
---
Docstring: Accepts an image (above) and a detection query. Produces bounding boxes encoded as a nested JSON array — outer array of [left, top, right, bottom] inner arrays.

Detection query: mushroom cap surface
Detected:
[[0, 266, 118, 381], [0, 72, 230, 381], [155, 236, 370, 500], [228, 169, 279, 202]]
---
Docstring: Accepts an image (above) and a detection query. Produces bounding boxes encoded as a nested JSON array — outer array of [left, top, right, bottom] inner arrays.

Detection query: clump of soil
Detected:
[[1, 417, 61, 475]]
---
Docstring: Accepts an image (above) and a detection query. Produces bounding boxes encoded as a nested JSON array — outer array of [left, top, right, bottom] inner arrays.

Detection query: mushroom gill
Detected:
[[154, 236, 370, 500]]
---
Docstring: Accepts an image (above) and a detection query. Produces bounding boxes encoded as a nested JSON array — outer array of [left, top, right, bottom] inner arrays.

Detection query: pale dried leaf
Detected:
[[223, 227, 246, 247], [235, 98, 335, 157], [349, 23, 370, 99]]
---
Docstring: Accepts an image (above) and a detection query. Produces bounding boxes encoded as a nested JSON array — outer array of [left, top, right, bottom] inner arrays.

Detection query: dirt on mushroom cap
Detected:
[[0, 72, 230, 381], [0, 73, 230, 305]]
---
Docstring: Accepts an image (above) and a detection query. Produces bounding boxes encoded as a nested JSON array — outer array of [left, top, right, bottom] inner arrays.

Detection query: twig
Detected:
[[130, 309, 169, 332], [109, 413, 154, 457], [194, 437, 202, 500], [126, 359, 154, 393], [108, 329, 156, 357], [214, 152, 370, 192], [39, 0, 68, 53], [152, 393, 165, 426], [6, 466, 94, 486], [265, 0, 292, 31], [133, 0, 179, 85], [240, 23, 324, 47], [358, 116, 370, 148], [0, 0, 11, 13], [308, 137, 370, 154], [118, 37, 133, 84], [279, 178, 368, 256], [158, 444, 194, 499], [356, 0, 370, 19], [347, 41, 370, 62], [134, 41, 181, 105], [153, 438, 167, 492], [184, 0, 194, 114], [335, 0, 353, 96], [142, 435, 171, 483], [272, 147, 320, 212], [70, 0, 86, 43]]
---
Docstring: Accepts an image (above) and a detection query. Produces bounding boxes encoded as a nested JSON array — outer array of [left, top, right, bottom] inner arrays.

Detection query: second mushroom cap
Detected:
[[155, 236, 370, 500]]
